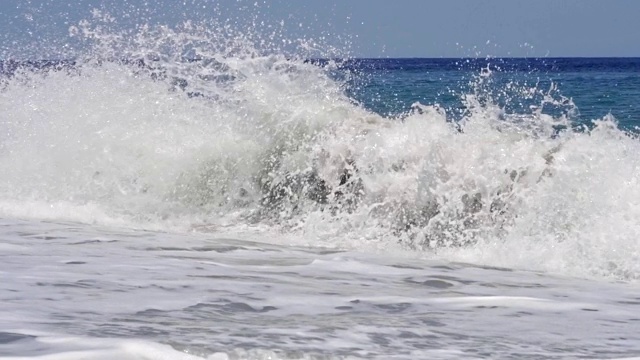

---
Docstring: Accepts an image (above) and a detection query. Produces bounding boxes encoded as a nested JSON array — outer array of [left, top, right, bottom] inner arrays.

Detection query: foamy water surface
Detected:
[[2, 219, 640, 359], [1, 12, 640, 359]]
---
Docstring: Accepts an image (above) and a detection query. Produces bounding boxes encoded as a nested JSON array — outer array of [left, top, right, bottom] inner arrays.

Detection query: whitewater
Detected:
[[1, 16, 640, 359]]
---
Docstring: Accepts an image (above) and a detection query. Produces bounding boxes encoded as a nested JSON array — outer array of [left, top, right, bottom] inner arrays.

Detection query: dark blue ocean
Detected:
[[337, 58, 640, 128], [3, 57, 640, 127]]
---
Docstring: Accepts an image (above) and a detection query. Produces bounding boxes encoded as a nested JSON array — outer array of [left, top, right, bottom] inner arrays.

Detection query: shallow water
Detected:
[[2, 218, 640, 359]]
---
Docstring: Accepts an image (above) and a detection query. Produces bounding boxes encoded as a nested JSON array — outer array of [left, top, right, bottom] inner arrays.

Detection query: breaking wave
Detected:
[[1, 15, 639, 280]]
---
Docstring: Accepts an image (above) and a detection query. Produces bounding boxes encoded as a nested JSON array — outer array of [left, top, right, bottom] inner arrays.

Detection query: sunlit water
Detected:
[[1, 11, 640, 359]]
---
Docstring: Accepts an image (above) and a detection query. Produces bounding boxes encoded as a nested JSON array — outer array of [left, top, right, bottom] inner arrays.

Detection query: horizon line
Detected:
[[2, 56, 640, 62]]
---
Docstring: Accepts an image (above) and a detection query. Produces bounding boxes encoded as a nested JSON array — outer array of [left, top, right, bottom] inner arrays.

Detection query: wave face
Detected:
[[1, 19, 640, 280]]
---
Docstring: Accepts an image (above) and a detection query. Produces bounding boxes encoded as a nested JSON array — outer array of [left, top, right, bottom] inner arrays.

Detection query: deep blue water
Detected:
[[337, 58, 640, 129], [3, 57, 640, 129]]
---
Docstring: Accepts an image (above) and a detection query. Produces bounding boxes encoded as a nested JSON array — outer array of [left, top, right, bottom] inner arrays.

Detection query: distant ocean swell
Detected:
[[1, 20, 639, 280]]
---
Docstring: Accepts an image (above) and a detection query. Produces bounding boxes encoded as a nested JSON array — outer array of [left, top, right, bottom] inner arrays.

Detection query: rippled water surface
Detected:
[[2, 219, 640, 359]]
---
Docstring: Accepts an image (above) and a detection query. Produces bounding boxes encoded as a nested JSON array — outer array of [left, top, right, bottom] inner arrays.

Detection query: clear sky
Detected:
[[1, 0, 640, 59]]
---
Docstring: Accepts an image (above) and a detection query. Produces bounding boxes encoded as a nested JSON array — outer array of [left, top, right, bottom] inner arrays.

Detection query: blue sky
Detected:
[[1, 0, 639, 59]]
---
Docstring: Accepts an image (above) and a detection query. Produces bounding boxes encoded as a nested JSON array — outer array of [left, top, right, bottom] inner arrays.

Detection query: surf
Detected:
[[1, 16, 639, 281]]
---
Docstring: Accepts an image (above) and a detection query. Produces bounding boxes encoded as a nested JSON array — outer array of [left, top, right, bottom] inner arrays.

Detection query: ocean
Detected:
[[1, 22, 640, 359]]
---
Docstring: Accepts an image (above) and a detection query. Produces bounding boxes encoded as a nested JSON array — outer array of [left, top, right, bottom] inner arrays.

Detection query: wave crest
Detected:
[[1, 18, 640, 280]]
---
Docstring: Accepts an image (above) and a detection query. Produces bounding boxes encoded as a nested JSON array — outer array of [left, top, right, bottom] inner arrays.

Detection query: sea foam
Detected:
[[1, 16, 639, 280]]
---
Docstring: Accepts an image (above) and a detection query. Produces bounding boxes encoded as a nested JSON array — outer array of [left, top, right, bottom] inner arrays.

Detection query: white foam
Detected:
[[1, 18, 640, 281], [2, 220, 640, 358]]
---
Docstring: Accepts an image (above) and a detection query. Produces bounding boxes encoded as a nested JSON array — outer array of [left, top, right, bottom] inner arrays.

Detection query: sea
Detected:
[[1, 21, 640, 360]]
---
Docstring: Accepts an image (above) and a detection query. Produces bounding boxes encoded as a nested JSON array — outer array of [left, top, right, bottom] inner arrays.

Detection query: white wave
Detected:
[[0, 332, 323, 360], [1, 20, 639, 280]]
